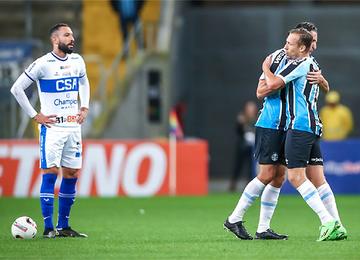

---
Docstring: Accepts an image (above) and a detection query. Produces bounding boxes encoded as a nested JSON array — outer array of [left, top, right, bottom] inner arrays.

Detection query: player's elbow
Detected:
[[256, 90, 264, 100], [10, 85, 18, 97], [10, 84, 24, 99], [323, 85, 330, 93]]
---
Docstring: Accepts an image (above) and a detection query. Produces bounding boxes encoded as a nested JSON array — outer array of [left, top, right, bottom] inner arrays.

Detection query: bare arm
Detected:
[[256, 79, 278, 99], [262, 55, 285, 91], [256, 80, 267, 99], [307, 70, 329, 92]]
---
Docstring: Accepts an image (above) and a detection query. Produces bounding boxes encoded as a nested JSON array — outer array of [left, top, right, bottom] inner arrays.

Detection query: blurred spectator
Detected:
[[320, 90, 354, 140], [229, 101, 258, 192], [110, 0, 144, 55]]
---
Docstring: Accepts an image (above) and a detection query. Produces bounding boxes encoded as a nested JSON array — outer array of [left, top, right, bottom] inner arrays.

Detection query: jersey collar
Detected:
[[51, 52, 68, 61]]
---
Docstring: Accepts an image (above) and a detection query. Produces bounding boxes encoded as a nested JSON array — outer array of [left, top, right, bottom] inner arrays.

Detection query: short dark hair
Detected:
[[295, 22, 317, 33], [49, 23, 69, 36], [289, 28, 313, 51]]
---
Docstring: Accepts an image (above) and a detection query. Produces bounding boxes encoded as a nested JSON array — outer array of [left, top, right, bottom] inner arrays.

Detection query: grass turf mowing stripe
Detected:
[[0, 194, 359, 259]]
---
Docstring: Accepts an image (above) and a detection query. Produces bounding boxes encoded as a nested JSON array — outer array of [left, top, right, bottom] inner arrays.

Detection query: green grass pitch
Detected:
[[0, 194, 359, 259]]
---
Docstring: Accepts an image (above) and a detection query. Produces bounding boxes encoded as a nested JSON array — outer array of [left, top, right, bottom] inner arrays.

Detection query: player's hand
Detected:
[[33, 113, 57, 128], [307, 70, 324, 84], [77, 107, 89, 124], [262, 55, 272, 71]]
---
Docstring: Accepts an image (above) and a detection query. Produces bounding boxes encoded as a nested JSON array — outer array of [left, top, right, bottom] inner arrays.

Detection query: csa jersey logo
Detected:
[[39, 77, 79, 93]]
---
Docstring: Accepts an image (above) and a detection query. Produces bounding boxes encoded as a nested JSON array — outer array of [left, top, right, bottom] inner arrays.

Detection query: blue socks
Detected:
[[40, 175, 78, 230], [57, 178, 77, 229], [40, 173, 57, 230]]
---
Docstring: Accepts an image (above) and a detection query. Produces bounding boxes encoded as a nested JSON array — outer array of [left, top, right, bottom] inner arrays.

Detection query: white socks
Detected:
[[229, 179, 339, 227], [257, 185, 281, 233], [317, 182, 341, 222], [297, 180, 333, 224], [228, 177, 265, 223]]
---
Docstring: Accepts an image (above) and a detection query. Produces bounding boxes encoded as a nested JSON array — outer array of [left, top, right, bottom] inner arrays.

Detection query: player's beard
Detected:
[[58, 42, 74, 54]]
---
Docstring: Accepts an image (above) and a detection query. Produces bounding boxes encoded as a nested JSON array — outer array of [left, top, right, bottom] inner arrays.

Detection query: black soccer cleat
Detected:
[[223, 219, 253, 240], [43, 228, 57, 238], [56, 227, 88, 238], [255, 229, 288, 240]]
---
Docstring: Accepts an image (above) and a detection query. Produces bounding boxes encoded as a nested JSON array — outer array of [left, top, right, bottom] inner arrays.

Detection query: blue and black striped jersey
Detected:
[[278, 57, 322, 136], [255, 49, 288, 130]]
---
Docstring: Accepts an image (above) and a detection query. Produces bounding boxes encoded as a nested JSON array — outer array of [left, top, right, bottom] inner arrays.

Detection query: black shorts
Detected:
[[254, 127, 286, 165], [285, 129, 323, 169]]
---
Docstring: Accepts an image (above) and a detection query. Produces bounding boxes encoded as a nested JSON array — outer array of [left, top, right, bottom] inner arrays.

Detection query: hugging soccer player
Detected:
[[10, 23, 90, 238]]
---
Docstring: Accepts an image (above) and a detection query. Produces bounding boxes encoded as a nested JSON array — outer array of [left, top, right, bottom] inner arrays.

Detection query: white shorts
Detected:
[[39, 125, 82, 169]]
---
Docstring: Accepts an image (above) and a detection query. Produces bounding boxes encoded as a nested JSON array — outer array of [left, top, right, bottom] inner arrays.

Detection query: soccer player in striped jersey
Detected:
[[10, 23, 89, 238], [256, 22, 346, 240], [260, 28, 341, 241], [224, 47, 289, 240], [224, 26, 345, 241]]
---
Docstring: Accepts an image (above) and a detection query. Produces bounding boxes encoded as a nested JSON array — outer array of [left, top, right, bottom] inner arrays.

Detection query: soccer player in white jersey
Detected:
[[10, 23, 90, 238]]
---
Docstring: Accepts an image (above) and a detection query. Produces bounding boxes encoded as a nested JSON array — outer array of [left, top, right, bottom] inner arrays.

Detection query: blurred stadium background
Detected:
[[0, 1, 360, 258], [1, 0, 359, 194]]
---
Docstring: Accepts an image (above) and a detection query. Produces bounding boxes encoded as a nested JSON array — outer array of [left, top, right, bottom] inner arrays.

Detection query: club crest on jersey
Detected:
[[271, 153, 278, 162], [60, 65, 71, 70]]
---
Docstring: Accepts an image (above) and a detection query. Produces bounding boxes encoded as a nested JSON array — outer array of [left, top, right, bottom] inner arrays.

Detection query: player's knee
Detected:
[[272, 174, 286, 187], [258, 167, 277, 184], [287, 172, 305, 187], [62, 168, 80, 178], [42, 167, 59, 175]]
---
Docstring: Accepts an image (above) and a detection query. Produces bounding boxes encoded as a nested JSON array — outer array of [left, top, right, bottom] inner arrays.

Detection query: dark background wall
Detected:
[[172, 4, 360, 179]]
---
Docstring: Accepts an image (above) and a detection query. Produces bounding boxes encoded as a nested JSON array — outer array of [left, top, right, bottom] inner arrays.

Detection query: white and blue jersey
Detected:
[[255, 49, 288, 130], [278, 57, 322, 136], [24, 52, 87, 131]]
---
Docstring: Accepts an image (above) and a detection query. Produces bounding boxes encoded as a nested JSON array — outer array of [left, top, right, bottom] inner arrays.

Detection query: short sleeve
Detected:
[[259, 49, 284, 80], [24, 58, 43, 81], [278, 58, 310, 85]]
